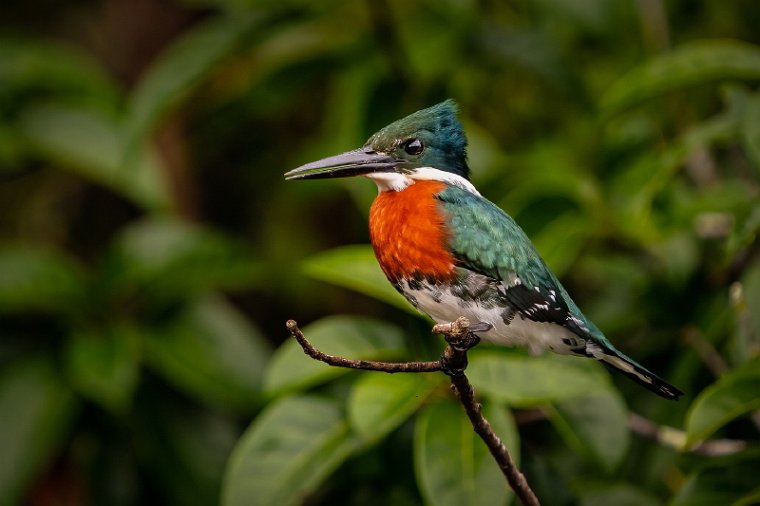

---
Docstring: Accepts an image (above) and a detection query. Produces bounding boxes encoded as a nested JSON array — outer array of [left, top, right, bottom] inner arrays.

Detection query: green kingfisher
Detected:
[[284, 100, 683, 400]]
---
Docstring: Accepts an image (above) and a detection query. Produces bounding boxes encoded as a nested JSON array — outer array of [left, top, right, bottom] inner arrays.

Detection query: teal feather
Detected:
[[367, 100, 470, 179], [436, 185, 597, 333], [435, 185, 683, 400]]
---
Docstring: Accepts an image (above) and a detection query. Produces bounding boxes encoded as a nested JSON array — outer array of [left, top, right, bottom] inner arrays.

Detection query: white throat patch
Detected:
[[365, 172, 413, 192], [366, 167, 480, 195], [411, 167, 480, 195]]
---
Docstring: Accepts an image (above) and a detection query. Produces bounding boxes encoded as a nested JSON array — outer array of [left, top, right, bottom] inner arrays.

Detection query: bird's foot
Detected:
[[439, 332, 479, 376], [436, 318, 489, 376], [443, 321, 488, 353], [446, 331, 481, 353], [433, 318, 491, 343]]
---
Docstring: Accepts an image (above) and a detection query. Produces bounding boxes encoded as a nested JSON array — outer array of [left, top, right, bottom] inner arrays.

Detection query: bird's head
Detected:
[[284, 100, 471, 191]]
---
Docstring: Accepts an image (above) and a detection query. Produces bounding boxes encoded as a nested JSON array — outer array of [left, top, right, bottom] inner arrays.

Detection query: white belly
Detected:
[[402, 281, 582, 356]]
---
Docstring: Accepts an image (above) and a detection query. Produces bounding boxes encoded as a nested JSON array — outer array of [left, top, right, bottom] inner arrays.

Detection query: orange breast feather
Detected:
[[369, 180, 456, 283]]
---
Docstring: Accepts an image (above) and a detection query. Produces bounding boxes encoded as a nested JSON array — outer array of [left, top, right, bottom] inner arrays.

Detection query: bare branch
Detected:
[[286, 320, 441, 373], [628, 413, 747, 456], [681, 326, 728, 377], [286, 317, 541, 506], [439, 318, 539, 506]]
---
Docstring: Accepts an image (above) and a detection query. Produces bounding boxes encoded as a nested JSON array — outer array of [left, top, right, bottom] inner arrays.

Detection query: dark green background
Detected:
[[1, 1, 760, 505]]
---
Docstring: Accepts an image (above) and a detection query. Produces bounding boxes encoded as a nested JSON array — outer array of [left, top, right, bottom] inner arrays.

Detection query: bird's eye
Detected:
[[404, 138, 424, 155]]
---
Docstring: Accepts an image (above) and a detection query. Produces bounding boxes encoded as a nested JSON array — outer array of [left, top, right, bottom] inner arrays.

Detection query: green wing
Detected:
[[434, 185, 684, 400], [435, 185, 606, 343]]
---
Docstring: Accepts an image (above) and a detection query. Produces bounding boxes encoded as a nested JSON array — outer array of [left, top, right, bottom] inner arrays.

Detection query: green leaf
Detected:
[[734, 489, 760, 506], [18, 104, 172, 211], [731, 262, 760, 364], [601, 40, 760, 116], [144, 296, 270, 411], [0, 359, 77, 505], [348, 372, 442, 444], [671, 456, 760, 506], [414, 397, 517, 506], [742, 91, 760, 177], [579, 484, 661, 506], [530, 212, 589, 278], [497, 140, 602, 217], [222, 395, 360, 506], [263, 315, 406, 396], [549, 389, 630, 473], [0, 121, 25, 168], [124, 13, 264, 154], [0, 37, 120, 109], [0, 243, 86, 317], [301, 244, 415, 313], [135, 394, 239, 506], [396, 7, 468, 83], [684, 361, 760, 445], [64, 324, 140, 413], [102, 217, 262, 306], [609, 110, 737, 244], [467, 351, 609, 407], [244, 15, 367, 93]]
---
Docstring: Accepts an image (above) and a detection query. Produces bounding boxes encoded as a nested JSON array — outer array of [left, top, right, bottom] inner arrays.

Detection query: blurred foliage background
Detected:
[[2, 0, 760, 505]]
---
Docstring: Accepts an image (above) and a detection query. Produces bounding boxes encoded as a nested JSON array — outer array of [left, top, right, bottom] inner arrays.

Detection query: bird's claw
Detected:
[[440, 330, 483, 377], [435, 318, 488, 375], [440, 351, 467, 377], [445, 332, 481, 352]]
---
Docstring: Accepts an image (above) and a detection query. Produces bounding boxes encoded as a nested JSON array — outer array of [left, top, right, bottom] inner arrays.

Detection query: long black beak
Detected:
[[284, 147, 400, 181]]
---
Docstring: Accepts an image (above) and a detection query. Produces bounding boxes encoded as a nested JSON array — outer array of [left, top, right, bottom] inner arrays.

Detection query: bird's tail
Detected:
[[585, 341, 684, 400]]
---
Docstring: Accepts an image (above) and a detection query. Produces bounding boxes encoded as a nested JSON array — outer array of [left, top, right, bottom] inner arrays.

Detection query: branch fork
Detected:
[[286, 316, 540, 506]]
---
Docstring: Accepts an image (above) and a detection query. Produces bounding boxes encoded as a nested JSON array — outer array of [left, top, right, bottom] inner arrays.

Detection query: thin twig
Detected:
[[729, 282, 760, 432], [628, 413, 747, 456], [512, 405, 748, 458], [435, 318, 540, 506], [286, 320, 441, 372], [681, 326, 728, 377], [286, 317, 541, 506], [450, 372, 540, 503]]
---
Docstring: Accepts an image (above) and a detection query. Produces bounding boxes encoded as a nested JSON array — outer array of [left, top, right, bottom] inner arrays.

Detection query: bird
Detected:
[[284, 100, 683, 400]]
